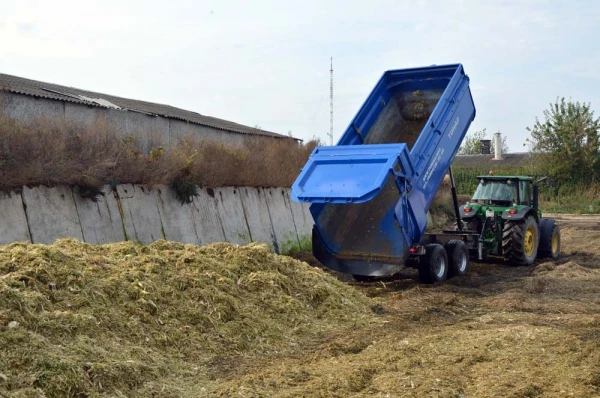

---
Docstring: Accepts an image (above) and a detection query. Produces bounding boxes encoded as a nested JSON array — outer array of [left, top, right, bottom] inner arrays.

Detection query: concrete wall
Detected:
[[0, 184, 311, 253], [73, 187, 125, 244], [1, 92, 276, 150], [22, 186, 84, 244], [264, 188, 302, 254], [0, 191, 30, 245]]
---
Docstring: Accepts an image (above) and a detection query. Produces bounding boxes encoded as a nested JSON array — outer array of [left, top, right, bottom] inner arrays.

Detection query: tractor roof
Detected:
[[476, 175, 533, 181]]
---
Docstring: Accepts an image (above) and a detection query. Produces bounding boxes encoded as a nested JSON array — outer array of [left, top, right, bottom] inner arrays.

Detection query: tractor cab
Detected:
[[471, 176, 533, 207]]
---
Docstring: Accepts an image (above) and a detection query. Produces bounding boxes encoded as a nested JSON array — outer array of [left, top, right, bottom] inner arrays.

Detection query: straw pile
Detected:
[[0, 239, 376, 397]]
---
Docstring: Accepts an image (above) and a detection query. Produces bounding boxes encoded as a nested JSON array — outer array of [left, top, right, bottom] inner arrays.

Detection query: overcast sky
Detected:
[[1, 0, 598, 152]]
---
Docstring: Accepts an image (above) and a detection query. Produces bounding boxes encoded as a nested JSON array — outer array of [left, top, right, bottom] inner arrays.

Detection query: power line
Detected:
[[329, 56, 334, 146]]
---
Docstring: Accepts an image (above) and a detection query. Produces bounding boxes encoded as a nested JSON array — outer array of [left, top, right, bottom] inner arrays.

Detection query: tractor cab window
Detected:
[[519, 181, 531, 206], [472, 179, 517, 205]]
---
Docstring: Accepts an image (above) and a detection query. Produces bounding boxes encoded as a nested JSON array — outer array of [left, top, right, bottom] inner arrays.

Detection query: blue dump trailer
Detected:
[[291, 64, 477, 284]]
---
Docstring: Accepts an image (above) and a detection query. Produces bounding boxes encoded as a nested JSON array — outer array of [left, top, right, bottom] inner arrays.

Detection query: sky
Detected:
[[1, 0, 599, 152]]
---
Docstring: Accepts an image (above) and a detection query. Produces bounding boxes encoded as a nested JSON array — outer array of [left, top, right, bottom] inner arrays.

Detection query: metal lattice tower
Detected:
[[329, 57, 334, 146]]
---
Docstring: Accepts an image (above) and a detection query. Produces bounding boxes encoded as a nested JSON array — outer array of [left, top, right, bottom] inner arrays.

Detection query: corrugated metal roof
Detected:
[[0, 73, 292, 139], [453, 152, 533, 169]]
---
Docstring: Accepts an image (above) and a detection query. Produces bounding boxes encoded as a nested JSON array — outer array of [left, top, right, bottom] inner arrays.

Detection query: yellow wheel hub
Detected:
[[551, 231, 559, 253], [524, 225, 535, 256]]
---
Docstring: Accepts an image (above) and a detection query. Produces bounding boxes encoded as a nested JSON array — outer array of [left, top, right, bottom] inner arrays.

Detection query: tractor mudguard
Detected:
[[501, 207, 536, 222], [459, 205, 478, 219]]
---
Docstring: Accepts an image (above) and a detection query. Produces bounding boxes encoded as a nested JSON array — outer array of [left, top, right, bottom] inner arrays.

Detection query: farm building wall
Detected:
[[0, 92, 274, 151]]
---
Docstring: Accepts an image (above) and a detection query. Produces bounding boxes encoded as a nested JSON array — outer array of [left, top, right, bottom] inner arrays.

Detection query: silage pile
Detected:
[[0, 239, 376, 397]]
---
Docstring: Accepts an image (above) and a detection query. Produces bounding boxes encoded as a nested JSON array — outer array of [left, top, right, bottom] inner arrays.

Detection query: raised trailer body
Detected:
[[291, 64, 476, 278]]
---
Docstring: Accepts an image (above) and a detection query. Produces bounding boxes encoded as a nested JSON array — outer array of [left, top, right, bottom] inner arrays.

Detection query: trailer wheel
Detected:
[[502, 215, 539, 265], [418, 244, 448, 284], [446, 240, 469, 277], [539, 220, 561, 260]]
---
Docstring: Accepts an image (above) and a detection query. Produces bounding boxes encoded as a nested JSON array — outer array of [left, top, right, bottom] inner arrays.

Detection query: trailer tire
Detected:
[[419, 244, 448, 284], [502, 215, 539, 265], [446, 240, 469, 277], [539, 220, 561, 260]]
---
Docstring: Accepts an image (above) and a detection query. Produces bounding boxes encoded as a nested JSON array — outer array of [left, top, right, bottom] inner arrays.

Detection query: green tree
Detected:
[[458, 128, 509, 155], [526, 97, 600, 182]]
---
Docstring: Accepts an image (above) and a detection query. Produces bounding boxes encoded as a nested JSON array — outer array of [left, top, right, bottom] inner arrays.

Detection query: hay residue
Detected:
[[211, 323, 594, 397], [208, 216, 600, 397], [0, 239, 376, 397], [533, 261, 596, 280]]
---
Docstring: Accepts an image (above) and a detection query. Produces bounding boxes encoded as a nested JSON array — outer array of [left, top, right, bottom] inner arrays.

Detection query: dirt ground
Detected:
[[211, 214, 600, 397]]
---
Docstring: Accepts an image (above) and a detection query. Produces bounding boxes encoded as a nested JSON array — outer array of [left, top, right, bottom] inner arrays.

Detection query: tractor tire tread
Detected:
[[502, 216, 538, 266]]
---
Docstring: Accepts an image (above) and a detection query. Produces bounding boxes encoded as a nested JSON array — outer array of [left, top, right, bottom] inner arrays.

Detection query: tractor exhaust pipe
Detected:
[[493, 132, 503, 160], [533, 176, 548, 212]]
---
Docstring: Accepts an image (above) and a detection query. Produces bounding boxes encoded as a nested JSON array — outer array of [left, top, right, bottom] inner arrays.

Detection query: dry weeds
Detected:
[[0, 115, 318, 192]]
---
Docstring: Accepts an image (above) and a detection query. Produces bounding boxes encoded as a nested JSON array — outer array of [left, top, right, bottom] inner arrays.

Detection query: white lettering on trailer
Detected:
[[422, 147, 445, 189], [448, 117, 460, 139]]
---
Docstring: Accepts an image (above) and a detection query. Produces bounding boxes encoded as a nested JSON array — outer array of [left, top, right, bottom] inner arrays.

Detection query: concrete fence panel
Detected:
[[22, 186, 83, 244]]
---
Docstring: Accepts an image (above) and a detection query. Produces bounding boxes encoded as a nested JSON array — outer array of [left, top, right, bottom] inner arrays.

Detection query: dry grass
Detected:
[[0, 240, 377, 397], [0, 115, 319, 192]]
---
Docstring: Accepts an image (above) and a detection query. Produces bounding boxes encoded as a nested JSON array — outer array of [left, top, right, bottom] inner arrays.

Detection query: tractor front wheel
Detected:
[[502, 215, 539, 265]]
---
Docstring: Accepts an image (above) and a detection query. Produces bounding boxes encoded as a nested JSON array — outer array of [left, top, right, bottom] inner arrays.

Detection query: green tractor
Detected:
[[457, 174, 561, 265]]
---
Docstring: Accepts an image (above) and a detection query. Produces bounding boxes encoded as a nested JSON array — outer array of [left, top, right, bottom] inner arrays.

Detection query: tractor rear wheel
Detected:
[[418, 244, 448, 284], [502, 215, 539, 265], [539, 221, 561, 259]]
